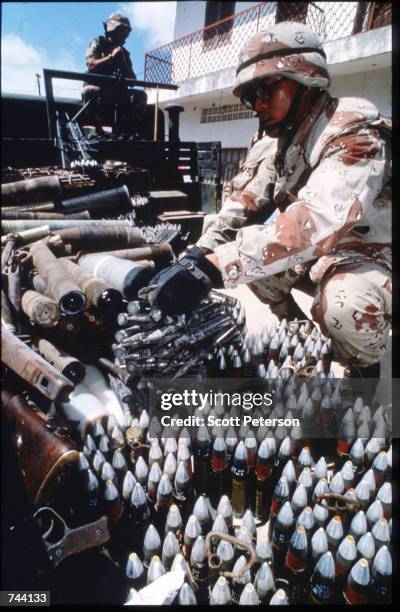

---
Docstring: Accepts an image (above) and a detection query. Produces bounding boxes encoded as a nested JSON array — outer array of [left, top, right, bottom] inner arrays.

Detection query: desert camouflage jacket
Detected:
[[197, 92, 391, 288]]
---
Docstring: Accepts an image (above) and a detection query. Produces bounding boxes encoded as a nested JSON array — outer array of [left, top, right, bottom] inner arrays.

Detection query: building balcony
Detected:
[[144, 1, 391, 86]]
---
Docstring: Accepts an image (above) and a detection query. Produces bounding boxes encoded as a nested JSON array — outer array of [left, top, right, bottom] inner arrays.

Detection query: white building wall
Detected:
[[173, 1, 207, 39], [176, 67, 391, 148], [330, 67, 391, 116]]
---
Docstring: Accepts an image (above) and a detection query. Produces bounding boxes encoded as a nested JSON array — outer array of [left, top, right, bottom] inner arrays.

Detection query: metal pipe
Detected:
[[153, 87, 159, 142], [1, 176, 62, 204], [59, 186, 131, 214], [1, 210, 90, 220], [80, 244, 173, 263], [46, 226, 145, 253], [1, 225, 52, 247], [2, 219, 130, 233]]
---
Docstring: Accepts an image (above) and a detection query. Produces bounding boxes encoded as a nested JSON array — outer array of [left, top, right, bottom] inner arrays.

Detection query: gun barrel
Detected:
[[1, 327, 74, 402]]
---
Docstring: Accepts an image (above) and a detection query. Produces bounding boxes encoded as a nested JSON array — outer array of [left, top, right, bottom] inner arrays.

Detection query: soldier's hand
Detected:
[[111, 46, 124, 58], [138, 246, 223, 314]]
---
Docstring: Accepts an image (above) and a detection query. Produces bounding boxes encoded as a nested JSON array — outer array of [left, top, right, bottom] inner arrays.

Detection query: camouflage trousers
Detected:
[[249, 260, 392, 367], [81, 85, 148, 131]]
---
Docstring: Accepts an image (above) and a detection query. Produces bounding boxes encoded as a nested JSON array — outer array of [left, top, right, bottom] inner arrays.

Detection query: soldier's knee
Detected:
[[312, 272, 391, 366]]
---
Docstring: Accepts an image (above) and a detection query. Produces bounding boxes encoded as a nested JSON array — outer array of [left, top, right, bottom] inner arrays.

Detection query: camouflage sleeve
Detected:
[[197, 139, 277, 252], [85, 38, 102, 69], [213, 126, 387, 287]]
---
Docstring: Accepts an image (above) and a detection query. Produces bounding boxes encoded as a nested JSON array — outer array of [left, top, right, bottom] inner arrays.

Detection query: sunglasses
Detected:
[[241, 78, 283, 110]]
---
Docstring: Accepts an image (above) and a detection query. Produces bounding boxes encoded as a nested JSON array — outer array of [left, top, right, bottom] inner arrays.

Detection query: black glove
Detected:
[[138, 246, 223, 314]]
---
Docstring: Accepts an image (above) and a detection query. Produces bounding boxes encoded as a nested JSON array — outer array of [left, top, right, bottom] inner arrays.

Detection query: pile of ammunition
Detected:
[[111, 292, 245, 380], [1, 170, 392, 605], [71, 395, 392, 605]]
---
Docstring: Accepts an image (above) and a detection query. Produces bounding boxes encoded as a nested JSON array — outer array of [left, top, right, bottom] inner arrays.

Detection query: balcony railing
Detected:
[[144, 1, 391, 85]]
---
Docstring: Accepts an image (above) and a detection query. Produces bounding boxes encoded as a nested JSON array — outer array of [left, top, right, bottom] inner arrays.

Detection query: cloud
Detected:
[[119, 1, 177, 47], [1, 32, 83, 98]]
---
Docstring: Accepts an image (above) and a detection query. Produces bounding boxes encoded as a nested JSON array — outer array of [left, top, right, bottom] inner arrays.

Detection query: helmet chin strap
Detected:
[[258, 83, 308, 138]]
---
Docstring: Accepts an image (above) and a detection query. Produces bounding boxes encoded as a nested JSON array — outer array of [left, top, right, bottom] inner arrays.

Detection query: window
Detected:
[[203, 1, 236, 43], [201, 103, 254, 124]]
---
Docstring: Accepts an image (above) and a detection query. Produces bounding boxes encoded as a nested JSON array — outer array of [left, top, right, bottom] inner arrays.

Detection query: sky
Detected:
[[1, 1, 177, 98]]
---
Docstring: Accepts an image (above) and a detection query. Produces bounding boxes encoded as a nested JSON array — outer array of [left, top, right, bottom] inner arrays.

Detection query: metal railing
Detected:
[[144, 1, 390, 85]]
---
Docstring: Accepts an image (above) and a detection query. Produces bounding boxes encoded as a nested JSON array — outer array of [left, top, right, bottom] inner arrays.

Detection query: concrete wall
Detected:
[[176, 66, 391, 148], [330, 67, 391, 116], [173, 1, 207, 40]]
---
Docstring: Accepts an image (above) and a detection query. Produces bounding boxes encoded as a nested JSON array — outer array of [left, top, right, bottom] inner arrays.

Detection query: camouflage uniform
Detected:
[[198, 23, 391, 367]]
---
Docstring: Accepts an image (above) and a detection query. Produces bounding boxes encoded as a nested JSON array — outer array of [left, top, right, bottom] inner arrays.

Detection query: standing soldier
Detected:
[[82, 13, 148, 135], [140, 21, 391, 391]]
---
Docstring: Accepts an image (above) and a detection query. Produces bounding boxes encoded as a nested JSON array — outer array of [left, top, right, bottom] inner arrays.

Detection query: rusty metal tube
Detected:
[[37, 338, 86, 384], [60, 259, 123, 313], [1, 225, 52, 247], [1, 210, 91, 220], [2, 219, 130, 233], [7, 262, 22, 314], [30, 241, 86, 316], [1, 327, 74, 402], [1, 175, 62, 204], [85, 244, 173, 263], [21, 289, 61, 328], [47, 225, 145, 253], [2, 201, 56, 212]]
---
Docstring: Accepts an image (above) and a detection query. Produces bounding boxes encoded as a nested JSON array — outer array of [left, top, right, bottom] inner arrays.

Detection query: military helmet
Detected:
[[233, 21, 330, 98], [105, 13, 132, 33]]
